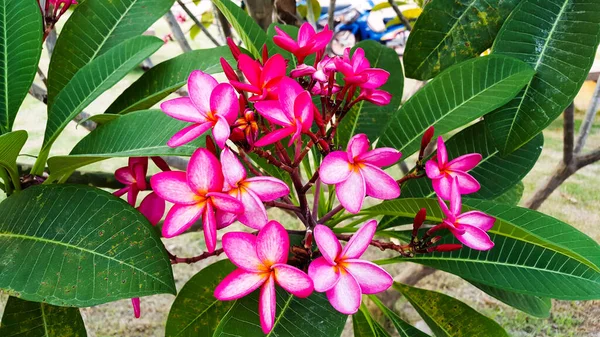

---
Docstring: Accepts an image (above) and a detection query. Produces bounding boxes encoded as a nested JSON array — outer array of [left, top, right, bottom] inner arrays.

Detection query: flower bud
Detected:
[[220, 57, 239, 83], [419, 126, 435, 160], [206, 136, 217, 156], [262, 44, 269, 65], [151, 157, 171, 172], [411, 208, 427, 239], [227, 37, 242, 61], [427, 244, 463, 253]]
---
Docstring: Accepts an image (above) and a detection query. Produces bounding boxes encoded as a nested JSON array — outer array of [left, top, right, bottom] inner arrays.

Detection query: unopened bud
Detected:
[[206, 136, 217, 156], [227, 37, 241, 61], [428, 236, 442, 246], [427, 243, 463, 253], [262, 44, 269, 65], [419, 126, 435, 160], [220, 57, 239, 82], [151, 157, 171, 172], [411, 208, 427, 238]]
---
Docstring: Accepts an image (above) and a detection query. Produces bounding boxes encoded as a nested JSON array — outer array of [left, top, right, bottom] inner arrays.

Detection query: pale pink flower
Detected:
[[425, 136, 481, 200], [217, 148, 290, 229], [435, 177, 495, 251], [273, 23, 333, 63], [357, 88, 392, 106], [150, 148, 243, 252], [308, 221, 393, 314], [319, 134, 401, 213], [253, 77, 315, 147], [214, 221, 314, 334], [230, 54, 287, 102], [334, 48, 389, 89], [161, 71, 239, 148]]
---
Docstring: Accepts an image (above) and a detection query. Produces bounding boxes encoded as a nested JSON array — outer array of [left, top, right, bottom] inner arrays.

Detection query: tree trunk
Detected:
[[243, 0, 274, 30]]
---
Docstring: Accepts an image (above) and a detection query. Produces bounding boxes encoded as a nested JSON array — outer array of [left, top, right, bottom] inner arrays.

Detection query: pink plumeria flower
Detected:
[[319, 134, 401, 213], [357, 88, 392, 106], [254, 77, 315, 147], [273, 23, 333, 63], [425, 136, 482, 200], [137, 192, 165, 226], [334, 48, 389, 90], [310, 81, 341, 96], [150, 148, 244, 252], [214, 221, 314, 334], [114, 157, 148, 205], [290, 56, 337, 82], [230, 54, 287, 102], [218, 148, 290, 229], [308, 221, 393, 314], [161, 71, 239, 148], [435, 178, 495, 251]]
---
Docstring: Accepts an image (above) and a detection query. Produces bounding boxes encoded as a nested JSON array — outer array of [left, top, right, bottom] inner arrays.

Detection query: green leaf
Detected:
[[165, 260, 236, 337], [43, 36, 163, 152], [46, 0, 174, 106], [0, 184, 176, 306], [0, 296, 87, 336], [491, 181, 523, 205], [370, 198, 600, 299], [485, 0, 600, 154], [0, 0, 42, 134], [399, 121, 542, 199], [211, 0, 267, 59], [213, 289, 347, 337], [393, 283, 509, 337], [105, 46, 235, 115], [337, 40, 404, 146], [369, 296, 429, 337], [297, 0, 321, 21], [47, 110, 205, 182], [467, 281, 551, 318], [0, 130, 27, 185], [404, 0, 521, 80], [378, 55, 534, 158], [353, 303, 391, 337]]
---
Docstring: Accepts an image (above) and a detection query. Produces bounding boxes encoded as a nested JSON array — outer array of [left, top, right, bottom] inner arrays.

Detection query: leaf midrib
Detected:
[[396, 286, 452, 337], [1, 0, 8, 134], [266, 293, 295, 337], [176, 298, 221, 336]]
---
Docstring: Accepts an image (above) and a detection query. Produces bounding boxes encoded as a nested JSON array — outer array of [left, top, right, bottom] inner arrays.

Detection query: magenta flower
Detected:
[[150, 148, 243, 252], [161, 70, 239, 148], [114, 157, 148, 205], [310, 81, 341, 96], [334, 48, 389, 89], [425, 136, 481, 200], [131, 298, 140, 318], [230, 54, 287, 102], [308, 221, 393, 314], [319, 134, 401, 213], [273, 23, 333, 63], [357, 88, 392, 106], [214, 221, 314, 334], [290, 56, 337, 83], [218, 148, 290, 229], [253, 77, 315, 147], [435, 178, 495, 251], [137, 192, 165, 226]]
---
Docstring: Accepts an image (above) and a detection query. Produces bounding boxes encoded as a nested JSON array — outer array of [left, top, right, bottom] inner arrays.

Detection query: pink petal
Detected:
[[222, 231, 265, 272], [277, 77, 303, 116], [436, 137, 448, 165], [220, 148, 247, 187], [273, 263, 314, 297], [138, 192, 165, 225], [187, 148, 224, 194], [425, 160, 443, 179], [336, 170, 365, 214], [294, 91, 314, 126], [451, 171, 481, 195], [447, 153, 482, 171], [115, 167, 135, 185], [297, 22, 315, 46], [311, 28, 333, 51], [167, 122, 213, 148], [325, 269, 361, 314], [343, 260, 393, 294], [237, 189, 268, 230], [341, 220, 377, 259], [452, 225, 495, 251], [257, 220, 289, 266], [131, 161, 147, 191], [259, 275, 276, 334], [351, 48, 368, 72], [214, 269, 268, 300], [319, 151, 352, 184], [308, 256, 340, 292], [161, 97, 207, 123], [254, 100, 292, 126], [457, 211, 495, 232], [361, 68, 389, 89], [212, 116, 231, 149], [347, 134, 370, 161], [150, 171, 198, 205], [230, 80, 261, 94], [261, 54, 287, 85], [273, 27, 299, 52], [450, 177, 462, 216], [437, 195, 453, 220], [131, 298, 140, 318], [432, 175, 453, 200], [188, 70, 218, 113], [216, 208, 237, 229], [127, 186, 139, 206], [313, 225, 342, 265], [162, 203, 204, 238], [360, 164, 400, 200], [290, 64, 316, 78], [238, 54, 262, 87], [113, 186, 129, 198], [203, 202, 218, 252], [207, 192, 244, 213], [244, 176, 290, 201], [255, 127, 294, 147], [211, 83, 239, 123], [357, 148, 401, 167]]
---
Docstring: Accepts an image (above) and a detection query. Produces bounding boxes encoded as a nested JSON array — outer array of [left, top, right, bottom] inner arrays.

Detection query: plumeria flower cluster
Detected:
[[111, 22, 496, 332], [37, 0, 77, 38]]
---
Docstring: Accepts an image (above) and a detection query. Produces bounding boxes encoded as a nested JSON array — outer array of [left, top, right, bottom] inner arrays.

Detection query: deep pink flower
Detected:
[[435, 178, 495, 251], [357, 88, 392, 106], [253, 77, 316, 147], [425, 136, 481, 200], [217, 148, 290, 229], [319, 134, 401, 213], [114, 157, 148, 205], [214, 221, 314, 334], [310, 82, 341, 96], [290, 56, 337, 83], [137, 192, 165, 226], [273, 23, 333, 63], [161, 71, 239, 148], [334, 48, 389, 89], [308, 221, 393, 314], [230, 54, 287, 102], [150, 148, 243, 252], [131, 298, 140, 318]]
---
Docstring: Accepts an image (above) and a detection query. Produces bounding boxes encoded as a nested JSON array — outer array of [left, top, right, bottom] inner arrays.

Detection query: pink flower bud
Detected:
[[427, 243, 463, 253], [227, 37, 241, 61]]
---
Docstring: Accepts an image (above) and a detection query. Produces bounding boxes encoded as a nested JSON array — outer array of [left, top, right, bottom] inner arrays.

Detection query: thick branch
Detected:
[[574, 79, 600, 154], [563, 103, 575, 163], [577, 147, 600, 168], [387, 0, 412, 30], [168, 248, 224, 264]]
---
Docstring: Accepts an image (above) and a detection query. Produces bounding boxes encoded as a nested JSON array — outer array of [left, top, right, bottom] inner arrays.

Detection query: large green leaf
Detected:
[[213, 289, 347, 337], [166, 260, 236, 337], [353, 303, 391, 337], [369, 198, 600, 299], [0, 184, 176, 307], [337, 40, 404, 146], [0, 0, 42, 134], [46, 0, 174, 106], [393, 283, 509, 337], [399, 121, 542, 199], [42, 36, 163, 154], [211, 0, 267, 59], [105, 46, 235, 115], [0, 296, 87, 336], [369, 296, 429, 337], [403, 0, 522, 80], [467, 281, 551, 318], [485, 0, 600, 154], [378, 55, 534, 158], [0, 130, 27, 187], [47, 110, 204, 182], [491, 181, 523, 205]]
